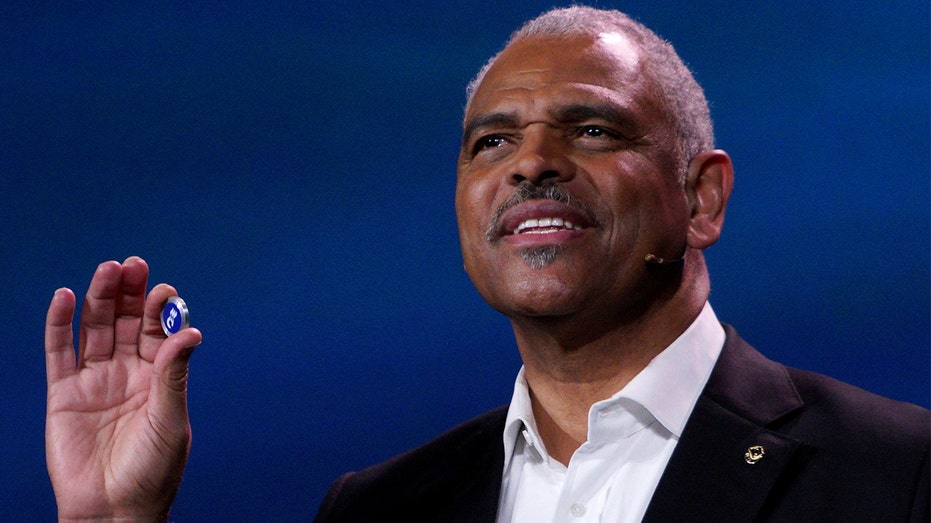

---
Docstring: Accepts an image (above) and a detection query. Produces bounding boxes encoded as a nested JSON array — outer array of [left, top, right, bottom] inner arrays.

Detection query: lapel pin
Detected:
[[744, 445, 765, 464]]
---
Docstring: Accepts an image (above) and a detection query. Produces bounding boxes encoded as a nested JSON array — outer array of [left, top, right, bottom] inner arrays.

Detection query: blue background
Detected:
[[3, 1, 928, 520]]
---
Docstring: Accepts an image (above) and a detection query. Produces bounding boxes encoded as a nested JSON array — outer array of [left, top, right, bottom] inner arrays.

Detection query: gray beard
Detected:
[[519, 245, 562, 269]]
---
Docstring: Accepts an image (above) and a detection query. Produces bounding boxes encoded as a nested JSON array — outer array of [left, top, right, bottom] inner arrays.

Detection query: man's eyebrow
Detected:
[[461, 112, 519, 146], [552, 103, 636, 127]]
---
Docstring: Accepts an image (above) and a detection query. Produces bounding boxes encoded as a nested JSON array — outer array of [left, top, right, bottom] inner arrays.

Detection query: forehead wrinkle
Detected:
[[516, 68, 547, 75]]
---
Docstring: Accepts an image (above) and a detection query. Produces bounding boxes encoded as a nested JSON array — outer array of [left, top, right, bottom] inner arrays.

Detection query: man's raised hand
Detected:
[[45, 257, 201, 521]]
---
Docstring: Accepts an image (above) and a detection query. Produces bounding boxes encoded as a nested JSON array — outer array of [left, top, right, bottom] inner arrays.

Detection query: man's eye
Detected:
[[580, 126, 613, 138], [474, 135, 507, 152]]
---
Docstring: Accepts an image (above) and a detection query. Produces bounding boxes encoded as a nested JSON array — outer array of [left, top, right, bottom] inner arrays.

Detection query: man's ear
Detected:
[[685, 150, 734, 250]]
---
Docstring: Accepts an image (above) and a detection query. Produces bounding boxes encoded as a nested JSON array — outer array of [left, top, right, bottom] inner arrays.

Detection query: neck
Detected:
[[512, 261, 710, 465]]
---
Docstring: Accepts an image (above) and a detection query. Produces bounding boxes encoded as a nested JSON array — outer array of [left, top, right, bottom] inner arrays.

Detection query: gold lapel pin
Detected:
[[745, 445, 765, 464]]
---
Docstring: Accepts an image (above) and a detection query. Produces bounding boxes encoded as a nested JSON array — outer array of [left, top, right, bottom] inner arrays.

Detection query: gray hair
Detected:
[[465, 6, 714, 180]]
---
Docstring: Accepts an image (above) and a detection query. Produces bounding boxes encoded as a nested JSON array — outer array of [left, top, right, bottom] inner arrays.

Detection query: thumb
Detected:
[[150, 328, 202, 437]]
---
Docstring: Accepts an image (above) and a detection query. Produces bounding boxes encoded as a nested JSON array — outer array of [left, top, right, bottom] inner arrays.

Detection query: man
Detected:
[[45, 6, 928, 522]]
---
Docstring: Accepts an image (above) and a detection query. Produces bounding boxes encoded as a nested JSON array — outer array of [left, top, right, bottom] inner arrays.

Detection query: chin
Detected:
[[492, 279, 585, 319], [518, 245, 562, 269]]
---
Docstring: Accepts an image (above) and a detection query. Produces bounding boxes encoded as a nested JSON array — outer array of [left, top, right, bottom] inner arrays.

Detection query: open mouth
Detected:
[[486, 186, 599, 243], [512, 216, 584, 235]]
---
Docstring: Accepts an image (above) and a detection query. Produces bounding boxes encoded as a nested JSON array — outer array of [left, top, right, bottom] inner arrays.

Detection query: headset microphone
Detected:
[[644, 253, 685, 266]]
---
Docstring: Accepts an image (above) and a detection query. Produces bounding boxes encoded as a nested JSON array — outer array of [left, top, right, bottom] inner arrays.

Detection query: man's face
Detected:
[[455, 33, 689, 321]]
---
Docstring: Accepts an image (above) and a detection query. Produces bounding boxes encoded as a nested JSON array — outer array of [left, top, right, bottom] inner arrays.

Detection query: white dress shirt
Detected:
[[496, 302, 725, 523]]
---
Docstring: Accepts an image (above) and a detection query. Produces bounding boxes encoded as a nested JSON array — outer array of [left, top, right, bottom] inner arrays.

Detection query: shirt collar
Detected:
[[501, 302, 725, 470], [502, 367, 538, 467]]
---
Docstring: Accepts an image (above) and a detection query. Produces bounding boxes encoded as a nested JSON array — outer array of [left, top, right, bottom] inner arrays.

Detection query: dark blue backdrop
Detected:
[[3, 1, 928, 520]]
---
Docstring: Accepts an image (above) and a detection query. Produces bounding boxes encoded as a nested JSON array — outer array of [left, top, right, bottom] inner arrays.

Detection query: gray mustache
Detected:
[[485, 182, 599, 242]]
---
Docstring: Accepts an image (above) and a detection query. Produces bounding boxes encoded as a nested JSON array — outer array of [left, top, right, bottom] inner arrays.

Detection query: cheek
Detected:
[[454, 191, 480, 247], [455, 175, 501, 238], [456, 176, 513, 291], [454, 188, 489, 278], [590, 178, 667, 252]]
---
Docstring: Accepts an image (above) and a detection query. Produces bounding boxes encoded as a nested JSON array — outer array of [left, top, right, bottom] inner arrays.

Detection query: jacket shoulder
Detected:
[[314, 406, 507, 523], [714, 324, 929, 450], [717, 326, 929, 520], [656, 325, 930, 522], [349, 405, 506, 484], [782, 365, 929, 451]]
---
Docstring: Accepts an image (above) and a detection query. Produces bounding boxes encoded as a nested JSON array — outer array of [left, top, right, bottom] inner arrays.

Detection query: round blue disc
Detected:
[[161, 296, 190, 336]]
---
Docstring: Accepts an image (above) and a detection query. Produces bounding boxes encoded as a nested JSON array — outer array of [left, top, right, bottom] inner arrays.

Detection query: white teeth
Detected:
[[513, 217, 583, 235]]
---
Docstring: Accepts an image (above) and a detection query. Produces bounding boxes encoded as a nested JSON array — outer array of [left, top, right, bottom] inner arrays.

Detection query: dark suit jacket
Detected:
[[314, 325, 930, 522]]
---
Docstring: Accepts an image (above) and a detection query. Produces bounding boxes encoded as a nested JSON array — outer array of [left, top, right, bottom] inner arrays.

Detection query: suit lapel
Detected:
[[643, 325, 805, 522], [411, 408, 506, 523]]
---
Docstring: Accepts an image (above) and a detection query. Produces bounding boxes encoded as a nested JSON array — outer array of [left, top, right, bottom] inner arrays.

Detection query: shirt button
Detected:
[[570, 503, 586, 517]]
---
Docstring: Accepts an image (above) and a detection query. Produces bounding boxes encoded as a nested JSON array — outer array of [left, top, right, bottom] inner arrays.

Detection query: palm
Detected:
[[48, 355, 158, 510], [44, 258, 200, 520]]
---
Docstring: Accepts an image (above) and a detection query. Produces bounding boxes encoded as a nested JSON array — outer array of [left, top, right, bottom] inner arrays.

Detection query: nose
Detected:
[[508, 127, 576, 186]]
